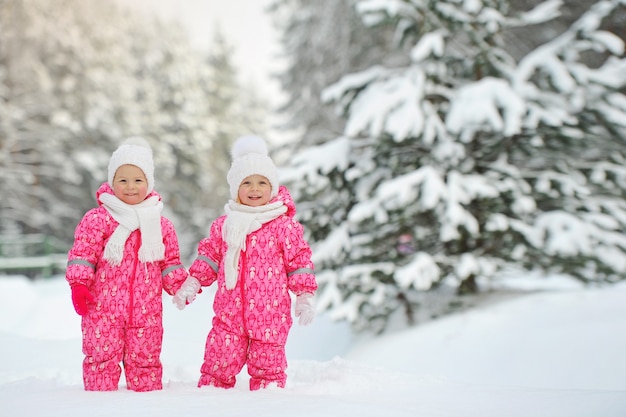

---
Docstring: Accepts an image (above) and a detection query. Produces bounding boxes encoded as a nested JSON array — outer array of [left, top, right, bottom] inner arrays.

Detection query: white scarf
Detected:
[[99, 193, 165, 266], [222, 200, 287, 289]]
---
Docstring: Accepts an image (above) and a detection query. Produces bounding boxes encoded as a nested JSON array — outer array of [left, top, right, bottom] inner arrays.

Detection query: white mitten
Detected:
[[173, 276, 201, 310], [295, 293, 315, 326]]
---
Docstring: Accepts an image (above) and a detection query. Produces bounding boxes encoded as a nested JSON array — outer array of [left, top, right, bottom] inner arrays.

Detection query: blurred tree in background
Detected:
[[0, 0, 267, 259]]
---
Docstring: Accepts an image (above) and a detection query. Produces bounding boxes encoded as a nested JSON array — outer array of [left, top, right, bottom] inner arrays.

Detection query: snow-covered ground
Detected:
[[1, 274, 625, 417]]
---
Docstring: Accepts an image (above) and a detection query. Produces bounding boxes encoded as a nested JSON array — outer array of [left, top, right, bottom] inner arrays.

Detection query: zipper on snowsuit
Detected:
[[128, 234, 140, 328], [240, 241, 248, 336]]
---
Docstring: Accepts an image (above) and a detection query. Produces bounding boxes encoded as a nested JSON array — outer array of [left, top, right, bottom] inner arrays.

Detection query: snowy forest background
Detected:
[[2, 0, 626, 335]]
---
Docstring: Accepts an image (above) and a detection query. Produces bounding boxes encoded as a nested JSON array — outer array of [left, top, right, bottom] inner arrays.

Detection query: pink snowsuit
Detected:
[[189, 186, 316, 390], [66, 183, 188, 391]]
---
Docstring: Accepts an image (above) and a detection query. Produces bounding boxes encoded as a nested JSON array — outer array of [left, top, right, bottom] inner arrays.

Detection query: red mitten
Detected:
[[71, 284, 94, 316]]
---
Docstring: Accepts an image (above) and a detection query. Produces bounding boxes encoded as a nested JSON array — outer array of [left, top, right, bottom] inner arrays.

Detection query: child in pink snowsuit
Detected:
[[173, 135, 317, 390], [66, 137, 189, 392]]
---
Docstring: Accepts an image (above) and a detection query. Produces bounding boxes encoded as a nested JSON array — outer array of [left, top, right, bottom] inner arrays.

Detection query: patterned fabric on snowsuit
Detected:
[[189, 186, 316, 390], [66, 183, 188, 391]]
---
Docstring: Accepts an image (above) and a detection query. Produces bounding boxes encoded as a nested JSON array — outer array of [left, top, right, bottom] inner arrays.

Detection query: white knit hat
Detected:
[[108, 137, 155, 194], [227, 136, 279, 200]]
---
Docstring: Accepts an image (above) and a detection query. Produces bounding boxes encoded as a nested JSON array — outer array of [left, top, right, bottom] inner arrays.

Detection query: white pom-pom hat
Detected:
[[108, 137, 155, 194], [227, 135, 279, 200]]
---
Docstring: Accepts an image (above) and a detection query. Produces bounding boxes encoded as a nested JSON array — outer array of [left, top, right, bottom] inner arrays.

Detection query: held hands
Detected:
[[295, 293, 315, 326], [173, 276, 201, 310], [71, 284, 94, 316]]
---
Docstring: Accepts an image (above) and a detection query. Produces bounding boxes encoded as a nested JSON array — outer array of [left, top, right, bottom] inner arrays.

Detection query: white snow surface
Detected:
[[1, 275, 626, 416]]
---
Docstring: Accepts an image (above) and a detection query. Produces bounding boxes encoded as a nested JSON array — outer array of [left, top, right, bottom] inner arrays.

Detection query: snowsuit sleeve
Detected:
[[282, 217, 317, 296], [188, 219, 223, 287], [66, 208, 106, 288], [160, 217, 189, 296]]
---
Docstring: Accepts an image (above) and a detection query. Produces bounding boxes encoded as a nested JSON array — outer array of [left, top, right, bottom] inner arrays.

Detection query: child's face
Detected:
[[112, 164, 149, 205], [238, 175, 272, 207]]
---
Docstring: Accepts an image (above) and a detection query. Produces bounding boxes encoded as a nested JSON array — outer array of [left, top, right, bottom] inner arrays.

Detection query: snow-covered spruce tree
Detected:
[[282, 0, 626, 332]]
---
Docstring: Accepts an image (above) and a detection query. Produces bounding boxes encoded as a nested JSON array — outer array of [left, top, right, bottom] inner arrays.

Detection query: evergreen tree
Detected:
[[0, 0, 130, 238], [202, 26, 270, 209], [282, 0, 626, 332]]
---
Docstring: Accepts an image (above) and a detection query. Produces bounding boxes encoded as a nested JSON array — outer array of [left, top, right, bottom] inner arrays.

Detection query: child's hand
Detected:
[[295, 293, 315, 326], [71, 284, 94, 316], [173, 276, 201, 310]]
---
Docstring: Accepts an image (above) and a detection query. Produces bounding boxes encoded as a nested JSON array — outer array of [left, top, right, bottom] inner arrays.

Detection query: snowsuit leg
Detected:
[[198, 320, 248, 389], [123, 324, 163, 391], [247, 340, 287, 390], [81, 317, 124, 391]]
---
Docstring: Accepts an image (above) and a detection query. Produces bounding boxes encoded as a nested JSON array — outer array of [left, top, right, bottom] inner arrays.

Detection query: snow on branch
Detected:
[[410, 31, 445, 62], [312, 224, 351, 264], [394, 252, 439, 290], [321, 66, 387, 104], [446, 77, 526, 142], [280, 137, 351, 189], [323, 65, 429, 142], [580, 57, 626, 90], [516, 0, 562, 26], [588, 31, 624, 55], [348, 166, 445, 225], [515, 0, 625, 93], [355, 0, 420, 27]]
